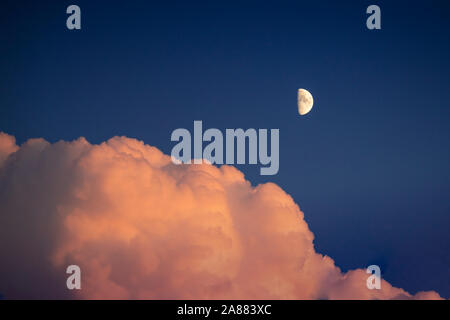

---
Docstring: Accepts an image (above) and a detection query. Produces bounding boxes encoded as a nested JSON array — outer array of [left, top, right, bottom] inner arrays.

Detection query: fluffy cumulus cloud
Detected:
[[0, 132, 443, 299]]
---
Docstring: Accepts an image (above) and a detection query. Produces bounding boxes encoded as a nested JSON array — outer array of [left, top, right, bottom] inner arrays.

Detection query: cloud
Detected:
[[0, 132, 443, 299], [0, 132, 18, 166]]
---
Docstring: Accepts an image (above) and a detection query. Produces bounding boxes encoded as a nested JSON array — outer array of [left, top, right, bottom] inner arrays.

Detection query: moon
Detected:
[[297, 89, 314, 115]]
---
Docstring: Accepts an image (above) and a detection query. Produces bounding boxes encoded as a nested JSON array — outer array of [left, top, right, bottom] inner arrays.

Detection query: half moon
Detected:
[[297, 89, 314, 115]]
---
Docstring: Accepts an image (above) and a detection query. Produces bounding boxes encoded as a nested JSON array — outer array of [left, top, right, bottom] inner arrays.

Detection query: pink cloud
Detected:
[[0, 133, 443, 299]]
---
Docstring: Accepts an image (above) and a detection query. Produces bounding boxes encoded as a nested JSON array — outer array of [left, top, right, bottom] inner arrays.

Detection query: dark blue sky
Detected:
[[1, 0, 449, 297]]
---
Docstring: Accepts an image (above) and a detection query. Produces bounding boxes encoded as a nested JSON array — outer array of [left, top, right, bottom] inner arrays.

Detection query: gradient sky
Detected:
[[1, 0, 449, 297]]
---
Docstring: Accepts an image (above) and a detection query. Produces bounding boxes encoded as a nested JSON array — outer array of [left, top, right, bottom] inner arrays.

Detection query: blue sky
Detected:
[[1, 0, 449, 297]]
